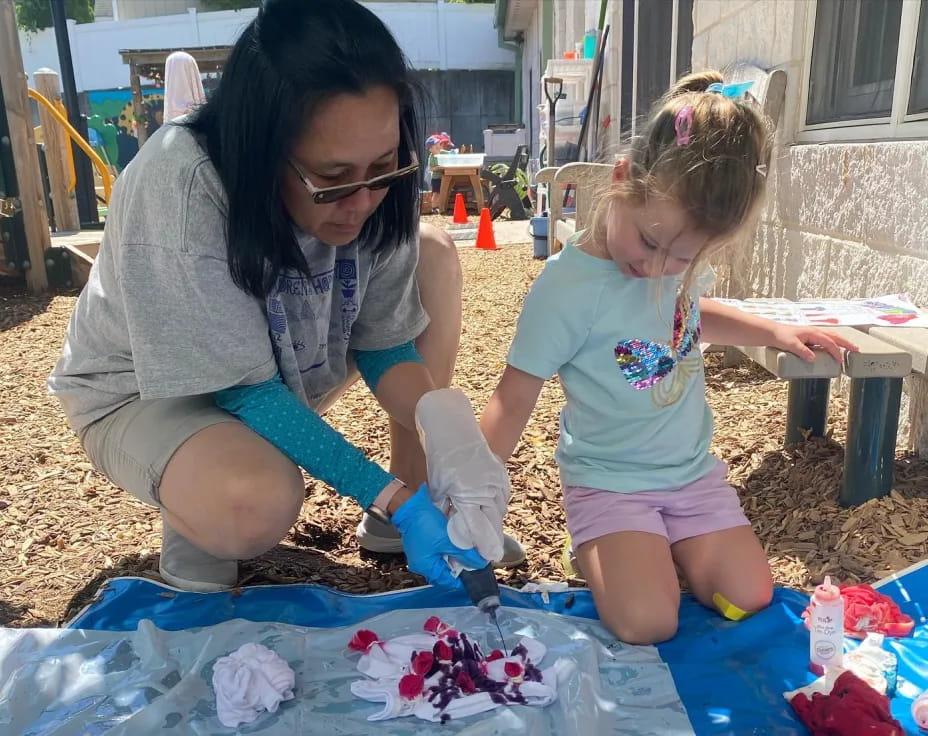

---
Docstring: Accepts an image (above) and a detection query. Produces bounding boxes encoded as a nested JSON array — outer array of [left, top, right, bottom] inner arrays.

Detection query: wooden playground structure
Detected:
[[0, 2, 225, 295], [1, 0, 111, 294], [1, 0, 52, 293]]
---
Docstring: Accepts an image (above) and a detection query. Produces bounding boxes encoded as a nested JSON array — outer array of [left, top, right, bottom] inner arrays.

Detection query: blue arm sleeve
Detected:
[[215, 374, 393, 509], [352, 341, 423, 393]]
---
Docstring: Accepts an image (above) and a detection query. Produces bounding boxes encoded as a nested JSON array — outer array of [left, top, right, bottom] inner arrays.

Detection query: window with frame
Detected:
[[624, 0, 693, 136], [805, 0, 928, 136]]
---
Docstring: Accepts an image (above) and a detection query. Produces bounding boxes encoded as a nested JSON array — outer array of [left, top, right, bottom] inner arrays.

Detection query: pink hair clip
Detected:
[[674, 105, 693, 146]]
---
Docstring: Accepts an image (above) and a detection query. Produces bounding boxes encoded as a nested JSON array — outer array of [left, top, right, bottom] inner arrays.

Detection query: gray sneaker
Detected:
[[158, 519, 239, 593], [356, 512, 528, 568]]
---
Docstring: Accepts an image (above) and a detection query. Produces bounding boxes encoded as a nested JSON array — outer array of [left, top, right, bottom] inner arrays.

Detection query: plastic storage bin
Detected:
[[483, 127, 527, 158], [435, 153, 486, 167]]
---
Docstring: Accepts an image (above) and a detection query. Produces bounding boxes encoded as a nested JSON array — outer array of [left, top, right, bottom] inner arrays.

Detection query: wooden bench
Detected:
[[868, 326, 928, 457], [734, 325, 913, 507]]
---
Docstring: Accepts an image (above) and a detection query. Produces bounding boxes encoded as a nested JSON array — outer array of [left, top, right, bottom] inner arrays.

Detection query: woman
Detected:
[[49, 0, 521, 592]]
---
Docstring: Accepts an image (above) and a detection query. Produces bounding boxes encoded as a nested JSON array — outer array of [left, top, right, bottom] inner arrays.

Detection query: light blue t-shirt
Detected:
[[508, 236, 717, 493]]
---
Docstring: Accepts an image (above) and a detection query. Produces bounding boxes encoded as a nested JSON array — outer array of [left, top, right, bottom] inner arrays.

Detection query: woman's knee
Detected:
[[414, 223, 462, 386], [418, 222, 462, 290], [219, 462, 305, 558], [162, 432, 305, 560]]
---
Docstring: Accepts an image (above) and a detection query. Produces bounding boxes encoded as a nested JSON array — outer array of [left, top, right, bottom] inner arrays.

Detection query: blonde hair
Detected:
[[592, 70, 774, 293]]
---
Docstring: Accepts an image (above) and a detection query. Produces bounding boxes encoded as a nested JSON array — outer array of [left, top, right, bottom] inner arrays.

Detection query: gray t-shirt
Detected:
[[48, 124, 428, 432]]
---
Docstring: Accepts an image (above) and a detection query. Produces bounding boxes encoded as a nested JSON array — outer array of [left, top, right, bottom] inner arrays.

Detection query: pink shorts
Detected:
[[564, 460, 751, 549]]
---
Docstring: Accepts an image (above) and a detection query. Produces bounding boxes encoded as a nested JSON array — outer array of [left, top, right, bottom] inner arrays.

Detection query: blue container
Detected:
[[583, 31, 597, 59], [530, 215, 548, 259]]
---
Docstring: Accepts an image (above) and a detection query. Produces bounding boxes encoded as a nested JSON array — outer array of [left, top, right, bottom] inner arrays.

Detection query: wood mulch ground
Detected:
[[2, 235, 927, 628]]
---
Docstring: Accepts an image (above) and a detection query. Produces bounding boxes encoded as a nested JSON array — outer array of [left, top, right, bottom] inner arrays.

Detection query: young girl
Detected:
[[480, 71, 857, 645], [424, 133, 452, 213]]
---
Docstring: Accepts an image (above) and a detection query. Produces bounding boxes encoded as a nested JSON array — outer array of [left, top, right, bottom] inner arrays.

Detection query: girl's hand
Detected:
[[769, 325, 859, 363]]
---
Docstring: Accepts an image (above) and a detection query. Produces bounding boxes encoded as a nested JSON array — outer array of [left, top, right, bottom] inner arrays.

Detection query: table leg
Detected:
[[470, 174, 485, 212], [839, 377, 903, 507], [785, 378, 831, 445], [437, 174, 452, 214]]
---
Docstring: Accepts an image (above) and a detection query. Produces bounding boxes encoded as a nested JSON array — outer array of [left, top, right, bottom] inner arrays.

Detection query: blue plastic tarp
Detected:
[[65, 572, 928, 734]]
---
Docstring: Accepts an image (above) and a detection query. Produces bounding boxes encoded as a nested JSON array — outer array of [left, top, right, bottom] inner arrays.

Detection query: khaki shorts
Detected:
[[78, 367, 360, 507], [78, 395, 238, 506]]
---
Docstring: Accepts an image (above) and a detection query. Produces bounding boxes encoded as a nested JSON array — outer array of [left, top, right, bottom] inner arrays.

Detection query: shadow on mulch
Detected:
[[0, 599, 40, 627], [59, 542, 388, 626], [893, 453, 928, 499], [704, 351, 778, 389], [62, 552, 163, 624], [738, 437, 928, 588], [0, 276, 58, 332]]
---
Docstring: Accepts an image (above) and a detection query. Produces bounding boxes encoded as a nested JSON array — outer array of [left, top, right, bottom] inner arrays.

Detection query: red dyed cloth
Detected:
[[802, 584, 914, 639], [789, 670, 903, 735]]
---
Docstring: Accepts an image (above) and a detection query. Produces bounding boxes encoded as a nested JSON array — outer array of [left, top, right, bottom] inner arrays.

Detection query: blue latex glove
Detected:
[[391, 484, 488, 589]]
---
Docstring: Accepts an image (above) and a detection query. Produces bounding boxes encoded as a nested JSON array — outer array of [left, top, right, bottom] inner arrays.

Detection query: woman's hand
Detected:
[[391, 484, 488, 588], [769, 324, 859, 363]]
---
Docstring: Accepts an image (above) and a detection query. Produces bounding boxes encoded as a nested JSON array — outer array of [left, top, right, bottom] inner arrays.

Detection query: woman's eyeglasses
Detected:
[[288, 148, 420, 205]]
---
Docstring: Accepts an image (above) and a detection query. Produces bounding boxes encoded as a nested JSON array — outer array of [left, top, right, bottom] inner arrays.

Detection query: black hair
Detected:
[[185, 0, 423, 299]]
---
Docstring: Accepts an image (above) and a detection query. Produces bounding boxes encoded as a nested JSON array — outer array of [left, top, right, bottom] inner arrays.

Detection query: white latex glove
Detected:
[[415, 388, 511, 564]]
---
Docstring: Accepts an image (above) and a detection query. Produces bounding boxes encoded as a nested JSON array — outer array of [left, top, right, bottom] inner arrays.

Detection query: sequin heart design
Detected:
[[672, 298, 700, 357], [615, 340, 676, 390], [614, 296, 701, 391]]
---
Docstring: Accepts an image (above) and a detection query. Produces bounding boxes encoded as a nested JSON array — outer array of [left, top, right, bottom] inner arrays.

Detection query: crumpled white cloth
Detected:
[[415, 388, 511, 563], [212, 642, 295, 728], [351, 633, 562, 723]]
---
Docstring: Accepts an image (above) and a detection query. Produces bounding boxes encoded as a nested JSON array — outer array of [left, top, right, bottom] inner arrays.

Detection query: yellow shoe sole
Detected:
[[561, 535, 584, 580]]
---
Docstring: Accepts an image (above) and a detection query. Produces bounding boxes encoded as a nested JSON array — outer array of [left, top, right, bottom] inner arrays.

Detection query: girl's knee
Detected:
[[600, 603, 679, 645], [735, 583, 774, 614], [714, 578, 774, 620]]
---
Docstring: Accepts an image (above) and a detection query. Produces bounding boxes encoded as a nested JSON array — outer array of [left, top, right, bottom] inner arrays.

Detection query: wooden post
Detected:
[[0, 0, 49, 292], [34, 68, 80, 232], [129, 63, 147, 148]]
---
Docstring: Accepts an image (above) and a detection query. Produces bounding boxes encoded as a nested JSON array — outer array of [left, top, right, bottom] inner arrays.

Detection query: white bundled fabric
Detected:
[[212, 642, 295, 728], [415, 388, 511, 563]]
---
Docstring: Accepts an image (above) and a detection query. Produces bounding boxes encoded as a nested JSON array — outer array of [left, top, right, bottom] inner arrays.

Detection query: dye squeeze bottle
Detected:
[[809, 576, 844, 676], [913, 690, 928, 731]]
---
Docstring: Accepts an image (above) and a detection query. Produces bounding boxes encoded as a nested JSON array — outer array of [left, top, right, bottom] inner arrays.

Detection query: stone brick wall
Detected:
[[693, 0, 928, 453]]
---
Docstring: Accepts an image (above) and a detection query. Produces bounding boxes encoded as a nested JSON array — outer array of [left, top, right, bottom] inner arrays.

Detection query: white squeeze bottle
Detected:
[[809, 576, 844, 676], [912, 690, 928, 731]]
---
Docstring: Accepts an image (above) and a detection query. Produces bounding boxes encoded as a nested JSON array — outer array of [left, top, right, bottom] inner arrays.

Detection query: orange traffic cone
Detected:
[[452, 193, 468, 224], [475, 208, 497, 250]]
